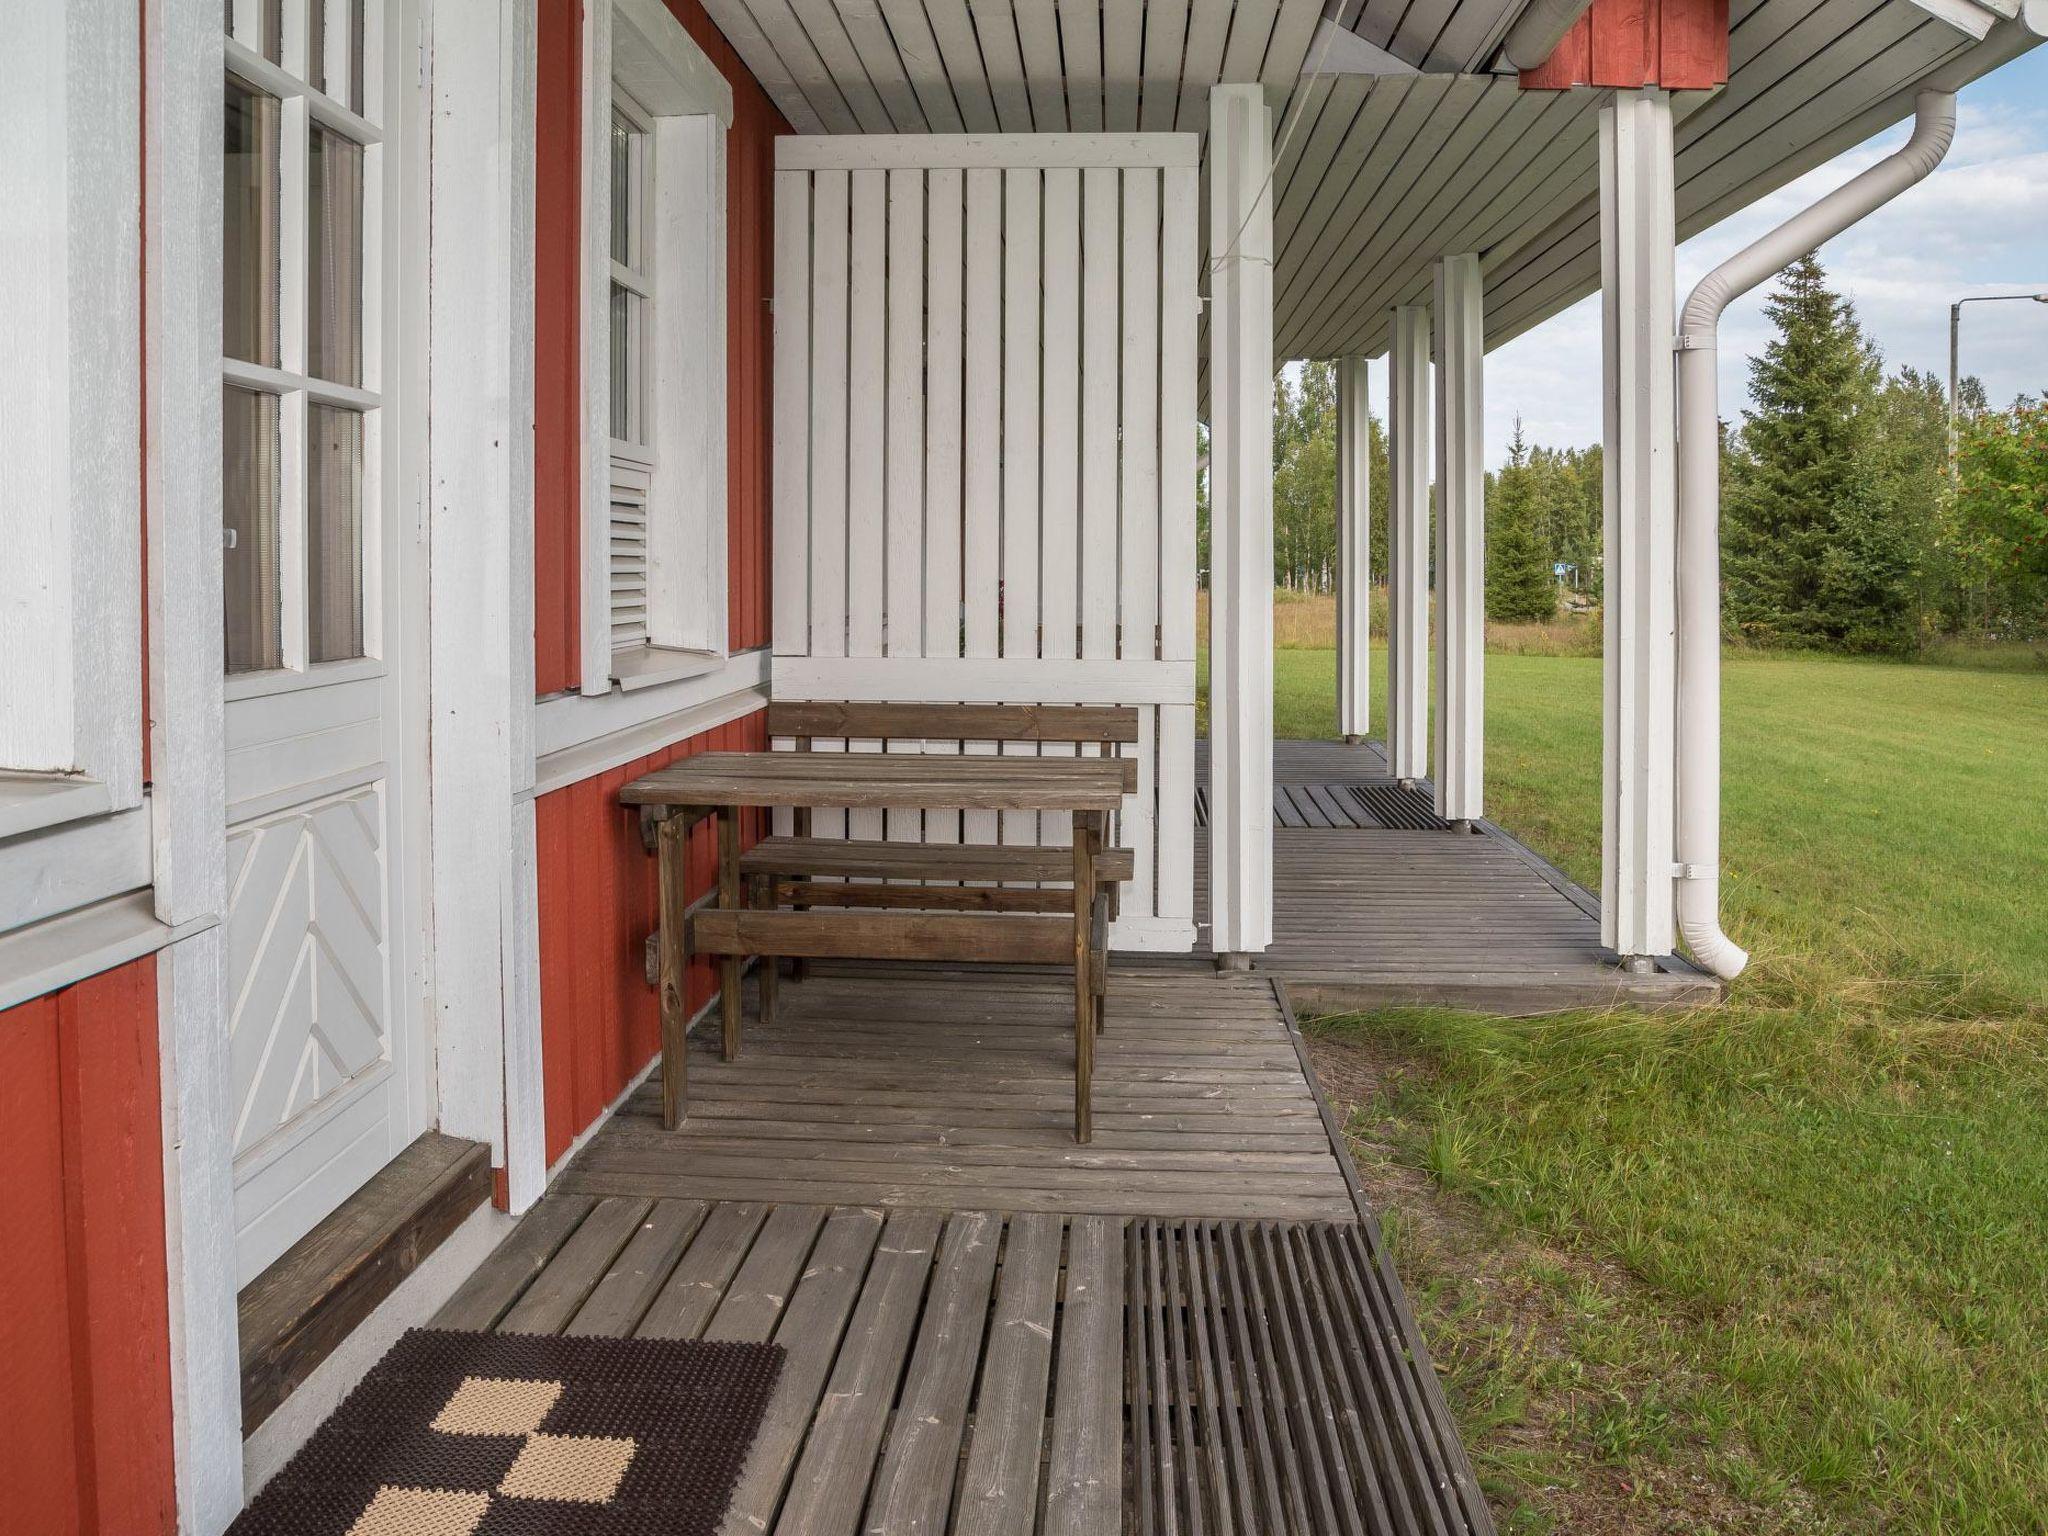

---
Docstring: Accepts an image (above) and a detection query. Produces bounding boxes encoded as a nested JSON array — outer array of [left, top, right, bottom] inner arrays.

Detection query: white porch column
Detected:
[[1336, 356, 1372, 744], [1433, 255, 1485, 823], [1207, 83, 1274, 963], [1385, 304, 1432, 784], [428, 1, 546, 1203], [1599, 88, 1679, 963]]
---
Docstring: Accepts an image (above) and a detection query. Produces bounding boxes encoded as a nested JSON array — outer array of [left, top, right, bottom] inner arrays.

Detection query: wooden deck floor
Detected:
[[1194, 738, 1718, 1012], [559, 968, 1357, 1223], [435, 966, 1491, 1534]]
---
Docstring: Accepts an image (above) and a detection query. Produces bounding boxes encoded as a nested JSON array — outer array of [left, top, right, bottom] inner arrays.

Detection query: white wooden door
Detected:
[[220, 0, 431, 1284], [771, 135, 1200, 951]]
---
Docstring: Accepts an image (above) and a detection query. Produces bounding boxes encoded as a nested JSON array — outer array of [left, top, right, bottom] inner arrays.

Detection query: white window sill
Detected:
[[226, 655, 387, 703], [611, 644, 726, 693], [0, 773, 114, 841]]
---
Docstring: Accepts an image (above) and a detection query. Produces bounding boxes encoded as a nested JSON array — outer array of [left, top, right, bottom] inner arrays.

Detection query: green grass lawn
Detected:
[[1243, 645, 2048, 1531]]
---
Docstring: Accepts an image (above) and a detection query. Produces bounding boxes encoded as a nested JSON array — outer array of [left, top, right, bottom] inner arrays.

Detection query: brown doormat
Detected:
[[228, 1329, 783, 1536]]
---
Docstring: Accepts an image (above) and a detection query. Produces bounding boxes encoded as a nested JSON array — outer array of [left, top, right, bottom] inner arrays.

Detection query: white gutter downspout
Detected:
[[1674, 91, 1956, 980]]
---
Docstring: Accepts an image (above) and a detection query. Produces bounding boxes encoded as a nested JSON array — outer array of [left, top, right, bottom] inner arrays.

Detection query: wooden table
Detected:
[[621, 752, 1128, 1134]]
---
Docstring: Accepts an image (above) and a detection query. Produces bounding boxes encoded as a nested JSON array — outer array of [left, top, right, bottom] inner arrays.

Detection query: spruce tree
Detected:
[[1722, 252, 1883, 646], [1486, 422, 1557, 622]]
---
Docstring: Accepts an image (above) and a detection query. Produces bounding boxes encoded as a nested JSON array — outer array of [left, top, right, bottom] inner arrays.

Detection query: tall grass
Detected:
[[1195, 589, 1602, 656]]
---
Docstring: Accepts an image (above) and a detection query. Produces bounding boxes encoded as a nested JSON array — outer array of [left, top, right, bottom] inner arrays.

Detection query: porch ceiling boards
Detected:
[[697, 0, 2032, 361]]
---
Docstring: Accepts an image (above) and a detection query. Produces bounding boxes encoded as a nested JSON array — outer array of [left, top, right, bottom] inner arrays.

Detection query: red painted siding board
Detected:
[[0, 960, 175, 1536], [1662, 0, 1730, 88], [57, 964, 176, 1536], [1519, 0, 1726, 88], [2, 996, 84, 1535], [537, 793, 579, 1163]]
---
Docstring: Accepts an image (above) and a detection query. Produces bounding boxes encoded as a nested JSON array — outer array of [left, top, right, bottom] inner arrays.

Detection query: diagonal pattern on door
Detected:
[[225, 784, 396, 1278], [770, 136, 1200, 950]]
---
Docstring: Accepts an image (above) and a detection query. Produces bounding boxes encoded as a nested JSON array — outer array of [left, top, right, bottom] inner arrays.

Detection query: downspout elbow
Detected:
[[1677, 875, 1749, 981]]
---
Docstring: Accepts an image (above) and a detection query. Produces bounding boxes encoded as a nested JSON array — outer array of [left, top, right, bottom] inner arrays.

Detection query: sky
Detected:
[[1355, 50, 2048, 468]]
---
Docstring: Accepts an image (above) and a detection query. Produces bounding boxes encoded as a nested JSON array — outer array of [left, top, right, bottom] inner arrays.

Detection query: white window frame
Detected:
[[221, 2, 388, 696], [579, 0, 731, 695], [0, 0, 144, 841]]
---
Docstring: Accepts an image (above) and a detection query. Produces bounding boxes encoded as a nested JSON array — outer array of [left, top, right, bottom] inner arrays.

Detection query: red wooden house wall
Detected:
[[1519, 0, 1730, 89], [533, 0, 782, 692], [0, 959, 177, 1535], [531, 0, 785, 1161]]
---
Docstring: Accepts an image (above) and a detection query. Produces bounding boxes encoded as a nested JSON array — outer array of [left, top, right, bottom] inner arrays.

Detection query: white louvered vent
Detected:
[[609, 462, 651, 651]]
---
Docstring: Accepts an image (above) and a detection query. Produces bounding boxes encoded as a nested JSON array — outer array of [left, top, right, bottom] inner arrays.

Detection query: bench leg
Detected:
[[790, 806, 810, 983], [656, 814, 690, 1131], [751, 872, 777, 1029], [1091, 885, 1110, 1035], [1072, 812, 1102, 1143], [718, 807, 743, 1062]]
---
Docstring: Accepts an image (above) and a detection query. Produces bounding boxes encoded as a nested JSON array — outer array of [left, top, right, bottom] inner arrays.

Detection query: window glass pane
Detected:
[[308, 126, 365, 386], [610, 116, 632, 267], [263, 0, 283, 63], [308, 0, 327, 95], [349, 0, 366, 116], [224, 76, 281, 368], [223, 387, 283, 673], [308, 405, 366, 663], [609, 285, 632, 441]]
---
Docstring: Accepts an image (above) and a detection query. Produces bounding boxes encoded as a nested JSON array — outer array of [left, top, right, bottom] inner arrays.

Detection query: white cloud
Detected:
[[1478, 87, 2048, 465]]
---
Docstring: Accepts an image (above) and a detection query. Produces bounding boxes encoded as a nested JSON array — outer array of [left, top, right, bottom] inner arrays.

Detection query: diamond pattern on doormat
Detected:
[[228, 1329, 783, 1536]]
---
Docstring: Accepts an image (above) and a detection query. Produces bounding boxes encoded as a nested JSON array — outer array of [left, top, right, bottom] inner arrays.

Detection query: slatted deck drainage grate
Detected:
[[1348, 783, 1451, 832], [1125, 1217, 1494, 1536], [1193, 784, 1450, 832]]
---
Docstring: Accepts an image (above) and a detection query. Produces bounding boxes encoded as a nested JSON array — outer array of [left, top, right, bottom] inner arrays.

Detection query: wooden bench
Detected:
[[674, 702, 1138, 1141], [737, 837, 1134, 1028]]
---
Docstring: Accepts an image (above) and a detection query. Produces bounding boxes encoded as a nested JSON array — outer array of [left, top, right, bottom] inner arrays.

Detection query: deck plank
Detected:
[[952, 1213, 1063, 1536], [635, 1201, 769, 1340], [565, 1199, 708, 1337], [1042, 1214, 1123, 1536], [496, 1196, 651, 1335], [432, 1193, 593, 1332], [704, 1204, 829, 1343], [860, 1210, 1002, 1533], [772, 1207, 944, 1536], [720, 1207, 885, 1536]]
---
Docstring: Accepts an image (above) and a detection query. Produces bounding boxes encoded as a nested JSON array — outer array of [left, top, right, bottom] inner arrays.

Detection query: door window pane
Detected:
[[609, 285, 634, 441], [309, 126, 365, 386], [224, 387, 283, 673], [308, 405, 365, 662], [610, 116, 633, 266], [224, 77, 281, 368]]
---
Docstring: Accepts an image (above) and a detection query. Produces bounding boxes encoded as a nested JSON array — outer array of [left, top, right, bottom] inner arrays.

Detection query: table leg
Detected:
[[1072, 810, 1101, 1144], [1091, 869, 1110, 1035], [719, 805, 743, 1062], [656, 812, 690, 1131]]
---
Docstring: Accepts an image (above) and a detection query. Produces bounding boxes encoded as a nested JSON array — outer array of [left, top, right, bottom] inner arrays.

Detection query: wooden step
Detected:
[[239, 1131, 491, 1432]]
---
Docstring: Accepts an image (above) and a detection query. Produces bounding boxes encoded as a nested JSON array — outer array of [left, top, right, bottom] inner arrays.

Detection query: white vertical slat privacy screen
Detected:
[[772, 134, 1199, 951]]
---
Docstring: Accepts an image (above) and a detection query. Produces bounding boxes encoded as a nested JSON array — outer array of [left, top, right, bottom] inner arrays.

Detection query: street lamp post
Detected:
[[1948, 291, 2048, 477]]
